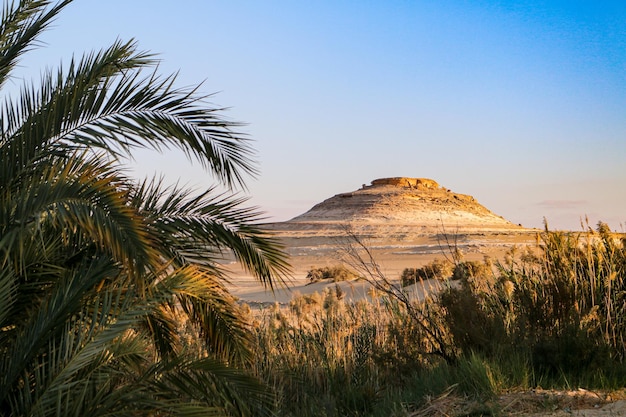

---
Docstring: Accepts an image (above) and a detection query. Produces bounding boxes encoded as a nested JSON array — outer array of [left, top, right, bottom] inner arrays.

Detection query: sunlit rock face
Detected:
[[273, 178, 522, 234], [256, 177, 531, 275], [370, 177, 439, 190]]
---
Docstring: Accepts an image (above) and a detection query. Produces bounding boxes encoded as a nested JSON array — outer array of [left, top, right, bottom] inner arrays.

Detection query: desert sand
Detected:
[[226, 230, 537, 304]]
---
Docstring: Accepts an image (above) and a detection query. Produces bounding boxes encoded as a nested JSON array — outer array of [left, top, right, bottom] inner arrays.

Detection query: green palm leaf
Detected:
[[0, 255, 120, 406], [1, 38, 255, 190], [1, 153, 158, 279]]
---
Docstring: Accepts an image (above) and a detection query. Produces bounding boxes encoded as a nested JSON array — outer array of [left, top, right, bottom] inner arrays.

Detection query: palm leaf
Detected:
[[1, 38, 255, 190], [0, 1, 290, 414], [0, 255, 120, 407], [0, 38, 153, 187], [132, 178, 291, 288], [147, 356, 275, 417], [0, 266, 16, 332], [170, 265, 253, 365], [1, 153, 158, 278], [0, 0, 72, 88]]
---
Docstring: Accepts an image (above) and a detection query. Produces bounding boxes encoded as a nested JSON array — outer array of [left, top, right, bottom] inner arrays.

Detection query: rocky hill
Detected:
[[266, 177, 526, 241], [229, 178, 535, 300]]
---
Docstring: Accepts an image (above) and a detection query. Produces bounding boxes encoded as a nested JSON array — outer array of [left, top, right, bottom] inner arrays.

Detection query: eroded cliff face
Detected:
[[370, 177, 439, 190], [268, 178, 525, 237]]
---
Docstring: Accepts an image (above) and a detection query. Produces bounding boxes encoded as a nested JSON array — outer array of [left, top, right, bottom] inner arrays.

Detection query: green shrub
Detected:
[[439, 280, 507, 357], [440, 222, 626, 382]]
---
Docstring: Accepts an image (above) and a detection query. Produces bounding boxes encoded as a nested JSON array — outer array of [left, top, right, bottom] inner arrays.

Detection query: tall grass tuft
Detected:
[[440, 221, 626, 385], [249, 286, 448, 416]]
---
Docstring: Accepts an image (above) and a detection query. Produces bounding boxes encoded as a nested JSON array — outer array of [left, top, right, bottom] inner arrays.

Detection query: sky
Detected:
[[16, 0, 626, 231]]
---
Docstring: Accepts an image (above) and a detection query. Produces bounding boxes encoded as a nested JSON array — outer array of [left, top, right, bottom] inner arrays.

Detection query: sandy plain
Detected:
[[225, 230, 539, 305]]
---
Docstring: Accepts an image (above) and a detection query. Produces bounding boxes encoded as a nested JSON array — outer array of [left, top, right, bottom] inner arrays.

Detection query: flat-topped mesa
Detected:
[[370, 177, 439, 190], [273, 176, 527, 234]]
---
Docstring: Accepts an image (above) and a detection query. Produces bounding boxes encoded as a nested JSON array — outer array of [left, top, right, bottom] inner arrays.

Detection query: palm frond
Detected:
[[148, 356, 275, 417], [0, 265, 16, 332], [0, 255, 120, 406], [142, 304, 181, 359], [132, 178, 291, 288], [153, 265, 253, 365], [0, 2, 288, 414], [26, 290, 152, 416], [1, 37, 256, 190], [0, 0, 72, 88], [1, 153, 160, 279], [0, 38, 153, 184]]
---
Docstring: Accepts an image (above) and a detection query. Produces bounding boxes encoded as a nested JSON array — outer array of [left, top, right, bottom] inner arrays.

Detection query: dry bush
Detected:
[[451, 259, 492, 282], [401, 258, 454, 286], [305, 264, 361, 284], [250, 289, 394, 415]]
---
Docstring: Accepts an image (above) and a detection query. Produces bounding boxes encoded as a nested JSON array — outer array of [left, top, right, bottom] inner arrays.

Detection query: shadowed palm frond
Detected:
[[169, 265, 253, 365], [0, 255, 120, 406], [0, 153, 158, 278], [147, 356, 275, 417], [2, 262, 239, 416]]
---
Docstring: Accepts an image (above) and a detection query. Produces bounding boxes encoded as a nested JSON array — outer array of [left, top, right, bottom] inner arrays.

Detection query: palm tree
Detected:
[[0, 1, 289, 415]]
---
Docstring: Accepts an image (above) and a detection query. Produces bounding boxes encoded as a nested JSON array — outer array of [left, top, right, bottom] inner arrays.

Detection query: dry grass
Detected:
[[243, 222, 626, 416], [408, 388, 618, 417]]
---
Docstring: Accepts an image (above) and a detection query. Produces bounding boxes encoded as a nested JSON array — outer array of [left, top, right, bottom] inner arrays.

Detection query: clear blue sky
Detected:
[[19, 0, 626, 230]]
